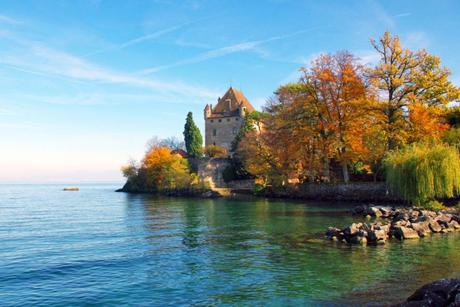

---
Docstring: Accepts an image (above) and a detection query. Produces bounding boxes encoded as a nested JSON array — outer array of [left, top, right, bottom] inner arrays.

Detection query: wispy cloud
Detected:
[[406, 31, 430, 48], [15, 92, 207, 106], [0, 14, 22, 25], [138, 27, 320, 75], [395, 12, 411, 18], [0, 32, 219, 100], [356, 49, 380, 66], [87, 23, 188, 56]]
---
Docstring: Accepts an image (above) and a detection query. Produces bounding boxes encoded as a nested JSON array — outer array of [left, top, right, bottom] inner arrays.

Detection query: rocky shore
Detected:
[[395, 279, 460, 306], [326, 205, 460, 245]]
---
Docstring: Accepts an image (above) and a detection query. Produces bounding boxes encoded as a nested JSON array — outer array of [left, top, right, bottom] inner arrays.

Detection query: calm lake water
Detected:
[[1, 184, 459, 306]]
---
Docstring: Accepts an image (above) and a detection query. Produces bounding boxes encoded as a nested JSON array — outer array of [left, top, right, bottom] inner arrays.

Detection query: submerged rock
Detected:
[[396, 279, 460, 307]]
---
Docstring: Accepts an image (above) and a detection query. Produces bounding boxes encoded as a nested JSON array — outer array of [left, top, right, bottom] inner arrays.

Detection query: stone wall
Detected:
[[205, 115, 243, 150], [196, 158, 255, 190], [226, 179, 255, 190], [197, 158, 230, 188], [260, 182, 403, 203]]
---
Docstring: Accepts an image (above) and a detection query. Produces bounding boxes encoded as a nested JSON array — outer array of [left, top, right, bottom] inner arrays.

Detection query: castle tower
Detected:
[[204, 87, 255, 151]]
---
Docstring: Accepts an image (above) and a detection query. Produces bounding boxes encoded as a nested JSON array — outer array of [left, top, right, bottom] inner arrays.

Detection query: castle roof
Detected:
[[207, 87, 254, 118]]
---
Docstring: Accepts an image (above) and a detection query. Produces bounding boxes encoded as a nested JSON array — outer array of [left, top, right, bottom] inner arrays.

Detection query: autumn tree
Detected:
[[142, 146, 192, 191], [183, 112, 203, 158], [369, 31, 460, 150], [261, 52, 369, 183], [236, 111, 284, 185]]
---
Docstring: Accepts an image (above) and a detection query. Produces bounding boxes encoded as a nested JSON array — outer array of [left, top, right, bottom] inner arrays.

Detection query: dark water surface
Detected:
[[1, 184, 459, 306]]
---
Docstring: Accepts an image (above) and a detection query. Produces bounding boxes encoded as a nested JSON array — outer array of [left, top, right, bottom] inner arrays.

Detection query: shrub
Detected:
[[204, 145, 228, 158], [442, 127, 460, 148], [422, 200, 445, 211], [384, 142, 460, 206]]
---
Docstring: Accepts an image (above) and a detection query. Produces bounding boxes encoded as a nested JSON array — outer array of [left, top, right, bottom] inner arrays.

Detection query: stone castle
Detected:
[[203, 87, 255, 151]]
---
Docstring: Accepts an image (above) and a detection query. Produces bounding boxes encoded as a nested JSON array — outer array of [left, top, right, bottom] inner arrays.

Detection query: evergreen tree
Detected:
[[183, 112, 203, 158]]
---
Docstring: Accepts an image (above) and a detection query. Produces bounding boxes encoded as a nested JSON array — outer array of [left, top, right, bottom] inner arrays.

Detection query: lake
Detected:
[[1, 184, 459, 306]]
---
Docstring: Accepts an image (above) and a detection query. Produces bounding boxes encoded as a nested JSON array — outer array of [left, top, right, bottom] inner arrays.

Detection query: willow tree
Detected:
[[384, 143, 460, 205], [369, 32, 460, 150]]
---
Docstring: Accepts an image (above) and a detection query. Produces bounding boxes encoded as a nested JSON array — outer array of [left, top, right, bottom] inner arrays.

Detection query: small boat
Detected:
[[63, 187, 79, 191]]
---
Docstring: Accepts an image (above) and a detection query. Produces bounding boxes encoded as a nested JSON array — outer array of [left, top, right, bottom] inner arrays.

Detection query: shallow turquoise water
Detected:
[[1, 184, 459, 306]]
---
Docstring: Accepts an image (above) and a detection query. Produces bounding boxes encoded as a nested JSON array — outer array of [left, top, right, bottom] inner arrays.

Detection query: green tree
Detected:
[[183, 112, 203, 158]]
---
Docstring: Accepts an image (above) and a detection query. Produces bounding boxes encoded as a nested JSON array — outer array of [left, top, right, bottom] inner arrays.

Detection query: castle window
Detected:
[[235, 118, 239, 121], [227, 118, 230, 122], [210, 119, 214, 123], [213, 129, 217, 136], [218, 119, 222, 123]]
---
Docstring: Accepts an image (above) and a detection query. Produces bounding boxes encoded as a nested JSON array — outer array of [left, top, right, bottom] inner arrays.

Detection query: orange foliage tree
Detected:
[[141, 146, 193, 191]]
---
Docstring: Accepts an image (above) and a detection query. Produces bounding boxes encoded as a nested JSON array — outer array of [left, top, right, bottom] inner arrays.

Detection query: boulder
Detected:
[[438, 219, 450, 229], [367, 206, 382, 218], [343, 223, 362, 236], [429, 221, 443, 233], [325, 227, 342, 240], [405, 279, 460, 306], [393, 212, 410, 223], [411, 221, 431, 237], [437, 214, 453, 223], [367, 229, 387, 244], [378, 206, 393, 217], [449, 220, 460, 230], [393, 226, 419, 240]]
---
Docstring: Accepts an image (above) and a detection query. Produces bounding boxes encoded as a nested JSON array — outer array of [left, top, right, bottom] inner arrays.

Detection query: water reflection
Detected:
[[127, 196, 460, 305]]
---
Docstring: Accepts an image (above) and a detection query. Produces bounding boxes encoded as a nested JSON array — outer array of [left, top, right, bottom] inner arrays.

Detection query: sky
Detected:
[[0, 0, 459, 184]]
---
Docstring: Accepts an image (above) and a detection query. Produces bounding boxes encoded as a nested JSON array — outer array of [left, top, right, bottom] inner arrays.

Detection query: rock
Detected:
[[63, 186, 79, 191], [401, 279, 460, 306], [429, 221, 443, 233], [437, 214, 453, 223], [422, 292, 447, 306], [415, 215, 430, 223], [411, 221, 431, 237], [367, 229, 387, 244], [393, 226, 419, 240], [367, 206, 382, 217], [393, 212, 410, 223], [449, 220, 460, 230], [346, 231, 367, 244], [378, 206, 393, 217], [326, 227, 342, 240], [343, 223, 362, 236], [438, 219, 450, 229], [447, 284, 460, 302]]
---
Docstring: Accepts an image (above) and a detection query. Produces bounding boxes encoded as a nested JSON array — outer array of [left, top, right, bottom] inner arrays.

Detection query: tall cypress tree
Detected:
[[183, 112, 203, 158]]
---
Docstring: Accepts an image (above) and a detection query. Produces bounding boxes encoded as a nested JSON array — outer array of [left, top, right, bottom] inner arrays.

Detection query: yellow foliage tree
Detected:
[[142, 146, 192, 191], [369, 31, 460, 149]]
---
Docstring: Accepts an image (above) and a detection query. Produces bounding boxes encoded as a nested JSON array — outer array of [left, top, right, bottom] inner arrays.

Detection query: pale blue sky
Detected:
[[0, 0, 459, 183]]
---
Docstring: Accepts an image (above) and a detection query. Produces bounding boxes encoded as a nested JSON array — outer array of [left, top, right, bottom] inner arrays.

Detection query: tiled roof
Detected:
[[212, 87, 255, 114]]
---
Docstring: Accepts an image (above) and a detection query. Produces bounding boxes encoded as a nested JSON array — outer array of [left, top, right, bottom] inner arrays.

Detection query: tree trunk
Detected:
[[341, 162, 349, 183], [322, 158, 330, 182]]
